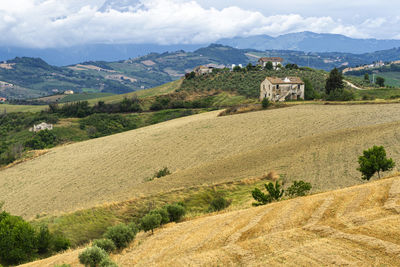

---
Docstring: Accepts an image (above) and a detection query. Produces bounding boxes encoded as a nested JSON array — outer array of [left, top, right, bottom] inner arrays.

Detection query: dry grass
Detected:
[[3, 104, 400, 218], [23, 176, 400, 266]]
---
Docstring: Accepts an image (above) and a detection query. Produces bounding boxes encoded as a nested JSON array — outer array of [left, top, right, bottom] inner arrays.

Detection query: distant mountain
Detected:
[[218, 32, 400, 54]]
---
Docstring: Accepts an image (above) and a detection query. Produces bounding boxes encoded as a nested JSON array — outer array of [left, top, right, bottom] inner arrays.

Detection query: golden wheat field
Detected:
[[2, 104, 400, 218], [21, 175, 400, 266]]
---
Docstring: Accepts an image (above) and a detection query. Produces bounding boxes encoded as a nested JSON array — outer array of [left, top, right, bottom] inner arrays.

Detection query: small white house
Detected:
[[64, 90, 74, 95], [29, 122, 53, 132], [258, 57, 284, 69], [260, 77, 304, 102]]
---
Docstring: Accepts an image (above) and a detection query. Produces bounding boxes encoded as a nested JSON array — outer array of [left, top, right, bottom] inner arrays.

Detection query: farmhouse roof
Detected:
[[258, 57, 284, 62], [265, 77, 304, 85]]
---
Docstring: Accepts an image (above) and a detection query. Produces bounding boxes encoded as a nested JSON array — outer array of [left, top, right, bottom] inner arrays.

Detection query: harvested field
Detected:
[[22, 176, 400, 266], [3, 104, 400, 218]]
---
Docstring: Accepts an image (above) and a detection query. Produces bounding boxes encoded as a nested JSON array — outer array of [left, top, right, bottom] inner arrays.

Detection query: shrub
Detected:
[[286, 181, 312, 198], [166, 204, 186, 222], [150, 208, 170, 225], [141, 213, 162, 234], [92, 239, 116, 253], [0, 211, 38, 265], [37, 225, 52, 254], [24, 129, 57, 149], [99, 258, 118, 267], [358, 145, 395, 180], [252, 181, 284, 206], [153, 167, 171, 178], [103, 223, 136, 249], [52, 233, 71, 252], [251, 187, 272, 206], [261, 98, 270, 109], [208, 195, 231, 212], [78, 246, 108, 267], [326, 89, 355, 101]]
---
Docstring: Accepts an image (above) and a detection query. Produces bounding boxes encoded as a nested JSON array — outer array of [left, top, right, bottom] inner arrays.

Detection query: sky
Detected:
[[0, 0, 398, 48]]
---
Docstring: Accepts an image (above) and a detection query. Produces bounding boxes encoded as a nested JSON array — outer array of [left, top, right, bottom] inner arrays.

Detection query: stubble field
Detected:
[[22, 175, 400, 266], [2, 104, 400, 218]]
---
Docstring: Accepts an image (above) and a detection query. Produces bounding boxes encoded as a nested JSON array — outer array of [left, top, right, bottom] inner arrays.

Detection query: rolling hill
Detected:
[[2, 44, 400, 100], [2, 104, 400, 219], [22, 174, 400, 266]]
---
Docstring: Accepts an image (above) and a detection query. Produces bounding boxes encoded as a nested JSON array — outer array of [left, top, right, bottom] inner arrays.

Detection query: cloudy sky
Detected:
[[0, 0, 398, 48]]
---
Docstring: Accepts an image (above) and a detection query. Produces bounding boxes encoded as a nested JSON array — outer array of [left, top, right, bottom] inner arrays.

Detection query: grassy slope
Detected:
[[23, 175, 400, 266], [86, 79, 182, 104], [3, 104, 400, 219]]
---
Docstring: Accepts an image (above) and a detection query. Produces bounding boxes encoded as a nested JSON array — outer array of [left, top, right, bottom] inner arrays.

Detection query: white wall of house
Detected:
[[260, 78, 305, 102]]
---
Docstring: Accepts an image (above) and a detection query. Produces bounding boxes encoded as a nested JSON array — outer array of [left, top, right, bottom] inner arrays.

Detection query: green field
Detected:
[[60, 93, 115, 103], [375, 72, 400, 87]]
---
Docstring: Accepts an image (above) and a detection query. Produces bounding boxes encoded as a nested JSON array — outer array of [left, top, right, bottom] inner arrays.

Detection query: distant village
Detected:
[[343, 60, 400, 73]]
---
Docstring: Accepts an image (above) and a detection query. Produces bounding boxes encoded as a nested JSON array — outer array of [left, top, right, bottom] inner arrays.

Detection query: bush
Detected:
[[92, 239, 116, 253], [166, 204, 186, 222], [37, 225, 52, 254], [52, 233, 71, 252], [252, 181, 284, 206], [261, 98, 270, 109], [208, 195, 231, 212], [326, 89, 355, 101], [103, 223, 136, 250], [99, 258, 118, 267], [286, 181, 312, 198], [78, 246, 109, 267], [0, 211, 38, 265], [24, 129, 57, 149], [149, 208, 170, 225], [141, 213, 162, 234], [358, 145, 395, 180], [153, 167, 171, 178]]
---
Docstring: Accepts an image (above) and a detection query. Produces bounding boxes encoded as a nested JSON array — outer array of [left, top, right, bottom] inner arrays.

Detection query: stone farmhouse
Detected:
[[258, 57, 284, 68], [260, 77, 304, 102], [29, 122, 53, 133], [194, 64, 225, 75], [64, 90, 74, 95]]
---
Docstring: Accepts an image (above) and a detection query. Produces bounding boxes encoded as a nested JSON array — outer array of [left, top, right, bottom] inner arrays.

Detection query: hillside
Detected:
[[2, 104, 400, 218], [22, 175, 400, 266], [2, 44, 400, 100]]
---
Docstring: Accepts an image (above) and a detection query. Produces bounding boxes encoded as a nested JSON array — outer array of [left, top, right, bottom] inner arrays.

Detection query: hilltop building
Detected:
[[260, 77, 304, 102], [194, 64, 225, 75], [29, 122, 53, 132], [64, 90, 74, 95], [258, 57, 284, 68]]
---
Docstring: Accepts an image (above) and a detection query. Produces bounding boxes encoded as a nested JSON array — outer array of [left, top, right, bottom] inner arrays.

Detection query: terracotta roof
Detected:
[[265, 77, 304, 85], [258, 57, 284, 62]]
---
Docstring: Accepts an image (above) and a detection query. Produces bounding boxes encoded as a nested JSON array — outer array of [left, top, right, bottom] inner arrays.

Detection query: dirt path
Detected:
[[344, 80, 366, 90]]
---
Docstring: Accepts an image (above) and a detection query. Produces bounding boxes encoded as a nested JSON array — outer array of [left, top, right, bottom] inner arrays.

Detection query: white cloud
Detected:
[[0, 0, 398, 48]]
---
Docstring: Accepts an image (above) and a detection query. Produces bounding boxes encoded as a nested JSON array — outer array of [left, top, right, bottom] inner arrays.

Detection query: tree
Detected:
[[286, 181, 312, 197], [364, 73, 370, 82], [103, 223, 136, 249], [0, 211, 38, 265], [265, 61, 273, 70], [325, 68, 344, 95], [37, 225, 52, 254], [303, 78, 315, 100], [357, 146, 395, 180], [141, 213, 162, 234], [78, 246, 108, 267], [166, 203, 186, 222], [376, 76, 385, 87], [251, 181, 284, 206], [261, 98, 270, 109]]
